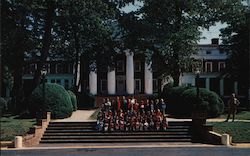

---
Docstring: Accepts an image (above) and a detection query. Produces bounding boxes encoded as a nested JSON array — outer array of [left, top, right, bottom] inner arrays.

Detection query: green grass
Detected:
[[218, 111, 250, 120], [0, 115, 36, 141], [210, 121, 250, 143]]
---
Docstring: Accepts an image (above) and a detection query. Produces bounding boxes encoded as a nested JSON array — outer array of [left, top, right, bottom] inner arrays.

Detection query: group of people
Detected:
[[96, 96, 168, 132]]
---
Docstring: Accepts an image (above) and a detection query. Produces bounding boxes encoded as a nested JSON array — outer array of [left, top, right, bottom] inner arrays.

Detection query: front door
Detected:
[[116, 76, 126, 95]]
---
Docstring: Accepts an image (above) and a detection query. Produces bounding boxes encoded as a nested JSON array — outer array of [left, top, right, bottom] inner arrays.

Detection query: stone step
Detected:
[[43, 131, 190, 136], [49, 121, 191, 125], [41, 135, 191, 140], [45, 128, 189, 133], [46, 125, 190, 130], [40, 138, 192, 143]]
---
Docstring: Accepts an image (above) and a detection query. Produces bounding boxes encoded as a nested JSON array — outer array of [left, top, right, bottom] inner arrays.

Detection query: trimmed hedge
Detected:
[[30, 83, 73, 119], [160, 86, 224, 118], [182, 88, 224, 118], [68, 90, 77, 111]]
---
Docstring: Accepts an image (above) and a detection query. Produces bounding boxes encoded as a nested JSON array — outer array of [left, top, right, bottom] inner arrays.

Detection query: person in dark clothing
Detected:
[[225, 93, 240, 122]]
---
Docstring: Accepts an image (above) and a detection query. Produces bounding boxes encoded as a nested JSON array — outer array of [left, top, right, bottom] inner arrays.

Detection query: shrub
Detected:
[[182, 88, 224, 118], [76, 91, 95, 109], [68, 90, 77, 111], [0, 97, 7, 116], [30, 83, 73, 119], [160, 86, 224, 118]]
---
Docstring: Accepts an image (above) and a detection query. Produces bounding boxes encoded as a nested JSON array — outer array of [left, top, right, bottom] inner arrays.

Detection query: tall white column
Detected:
[[89, 62, 97, 95], [220, 79, 224, 96], [144, 61, 153, 94], [107, 68, 116, 95], [126, 51, 134, 94], [76, 61, 81, 92], [206, 78, 210, 90]]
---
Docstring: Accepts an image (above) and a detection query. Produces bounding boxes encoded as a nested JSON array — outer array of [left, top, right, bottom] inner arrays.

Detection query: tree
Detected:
[[220, 3, 249, 106], [1, 0, 35, 111], [120, 0, 246, 86], [50, 0, 117, 91]]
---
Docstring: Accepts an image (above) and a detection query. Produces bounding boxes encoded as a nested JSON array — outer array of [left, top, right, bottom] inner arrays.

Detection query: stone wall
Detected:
[[22, 112, 51, 147]]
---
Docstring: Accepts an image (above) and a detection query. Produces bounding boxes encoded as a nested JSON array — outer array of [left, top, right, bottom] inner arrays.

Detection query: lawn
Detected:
[[219, 111, 250, 120], [210, 121, 250, 143], [0, 115, 36, 141]]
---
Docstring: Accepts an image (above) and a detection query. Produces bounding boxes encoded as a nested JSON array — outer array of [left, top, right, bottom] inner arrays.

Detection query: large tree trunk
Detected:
[[32, 1, 55, 90]]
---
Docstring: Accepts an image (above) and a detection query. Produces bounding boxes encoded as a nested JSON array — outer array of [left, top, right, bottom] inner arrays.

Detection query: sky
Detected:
[[122, 1, 228, 45]]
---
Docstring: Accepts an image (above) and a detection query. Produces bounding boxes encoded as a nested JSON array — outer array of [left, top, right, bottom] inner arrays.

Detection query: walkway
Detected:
[[52, 110, 96, 122]]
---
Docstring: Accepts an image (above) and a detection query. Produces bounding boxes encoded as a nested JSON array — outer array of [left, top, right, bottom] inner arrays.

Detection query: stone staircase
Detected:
[[40, 121, 192, 144]]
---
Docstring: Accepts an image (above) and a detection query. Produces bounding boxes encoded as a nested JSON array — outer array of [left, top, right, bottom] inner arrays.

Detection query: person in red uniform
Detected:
[[116, 96, 121, 112]]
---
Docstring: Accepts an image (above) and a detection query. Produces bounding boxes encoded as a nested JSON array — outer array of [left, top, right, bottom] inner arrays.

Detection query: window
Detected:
[[134, 61, 141, 72], [101, 79, 107, 92], [56, 63, 63, 74], [50, 63, 56, 74], [116, 60, 124, 72], [56, 79, 61, 85], [152, 63, 157, 72], [205, 62, 213, 72], [206, 50, 212, 54], [134, 79, 141, 93], [68, 64, 74, 74], [218, 62, 226, 71], [30, 63, 37, 74], [153, 79, 158, 92], [219, 49, 225, 54], [64, 79, 69, 89]]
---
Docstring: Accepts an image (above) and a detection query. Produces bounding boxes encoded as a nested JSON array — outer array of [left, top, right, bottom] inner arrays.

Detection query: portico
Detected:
[[87, 52, 154, 95]]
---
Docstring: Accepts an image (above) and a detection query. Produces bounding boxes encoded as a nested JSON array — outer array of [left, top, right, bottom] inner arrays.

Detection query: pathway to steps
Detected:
[[52, 110, 96, 122]]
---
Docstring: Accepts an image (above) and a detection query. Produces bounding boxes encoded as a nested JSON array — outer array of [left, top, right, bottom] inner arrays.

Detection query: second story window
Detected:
[[134, 61, 141, 72], [218, 62, 226, 71], [206, 50, 212, 54], [205, 62, 213, 72], [117, 60, 124, 72]]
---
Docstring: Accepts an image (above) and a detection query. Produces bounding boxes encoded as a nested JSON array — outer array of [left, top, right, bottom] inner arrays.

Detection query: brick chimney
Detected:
[[211, 38, 219, 45]]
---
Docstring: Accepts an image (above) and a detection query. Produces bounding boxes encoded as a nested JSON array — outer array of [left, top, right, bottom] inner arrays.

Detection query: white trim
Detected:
[[134, 79, 141, 93], [205, 62, 213, 72]]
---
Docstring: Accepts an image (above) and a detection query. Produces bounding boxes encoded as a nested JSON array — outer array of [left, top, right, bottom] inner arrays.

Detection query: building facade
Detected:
[[8, 38, 244, 102]]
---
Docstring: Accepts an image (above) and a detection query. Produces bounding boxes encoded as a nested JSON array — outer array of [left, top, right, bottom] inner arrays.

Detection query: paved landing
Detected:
[[52, 110, 96, 122]]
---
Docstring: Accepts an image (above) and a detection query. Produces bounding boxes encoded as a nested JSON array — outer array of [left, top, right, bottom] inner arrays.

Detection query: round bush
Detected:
[[160, 86, 224, 118], [68, 90, 77, 111], [30, 83, 73, 119], [182, 88, 224, 118]]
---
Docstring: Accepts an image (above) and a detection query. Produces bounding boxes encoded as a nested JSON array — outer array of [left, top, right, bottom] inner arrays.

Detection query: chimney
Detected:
[[211, 38, 219, 45]]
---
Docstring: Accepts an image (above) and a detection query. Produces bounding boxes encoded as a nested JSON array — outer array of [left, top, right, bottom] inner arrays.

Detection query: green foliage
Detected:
[[76, 92, 95, 109], [182, 88, 224, 118], [30, 83, 73, 119], [0, 115, 35, 141], [0, 98, 7, 116], [161, 86, 224, 118], [220, 5, 249, 97], [67, 90, 77, 111]]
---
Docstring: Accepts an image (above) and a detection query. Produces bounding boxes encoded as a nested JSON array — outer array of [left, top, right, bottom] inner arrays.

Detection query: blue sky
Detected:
[[122, 1, 227, 44]]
